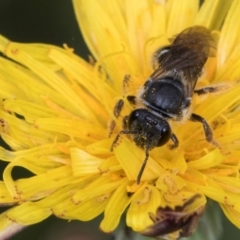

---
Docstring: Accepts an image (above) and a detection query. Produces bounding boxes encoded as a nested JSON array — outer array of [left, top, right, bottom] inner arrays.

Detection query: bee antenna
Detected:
[[110, 130, 138, 152], [136, 140, 150, 184]]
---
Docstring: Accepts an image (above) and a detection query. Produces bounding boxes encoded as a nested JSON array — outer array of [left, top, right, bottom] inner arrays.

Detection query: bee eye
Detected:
[[162, 127, 169, 133], [157, 125, 171, 146]]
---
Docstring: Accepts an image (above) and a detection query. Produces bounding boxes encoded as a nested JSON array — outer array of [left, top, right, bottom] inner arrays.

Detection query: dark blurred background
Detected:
[[0, 0, 90, 58], [0, 0, 239, 239]]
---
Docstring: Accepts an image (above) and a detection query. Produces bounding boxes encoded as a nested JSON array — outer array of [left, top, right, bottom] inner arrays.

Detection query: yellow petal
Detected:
[[187, 148, 225, 170], [70, 148, 101, 175], [166, 0, 199, 37], [72, 176, 125, 203], [0, 202, 51, 229], [114, 138, 163, 182], [0, 182, 16, 205], [194, 0, 232, 29], [67, 196, 110, 221], [127, 185, 161, 231], [221, 204, 240, 228], [218, 0, 240, 67], [100, 178, 130, 232]]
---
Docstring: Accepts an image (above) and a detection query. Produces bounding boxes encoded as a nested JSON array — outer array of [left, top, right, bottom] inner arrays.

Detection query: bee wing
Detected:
[[151, 26, 216, 97]]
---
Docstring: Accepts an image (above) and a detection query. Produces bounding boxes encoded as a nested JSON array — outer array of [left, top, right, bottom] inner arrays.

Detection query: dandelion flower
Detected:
[[0, 0, 240, 239]]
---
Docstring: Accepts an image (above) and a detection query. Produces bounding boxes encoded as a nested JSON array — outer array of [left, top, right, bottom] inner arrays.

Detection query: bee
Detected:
[[111, 26, 220, 184]]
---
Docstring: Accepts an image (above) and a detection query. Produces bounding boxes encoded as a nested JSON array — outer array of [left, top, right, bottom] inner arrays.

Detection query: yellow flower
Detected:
[[0, 0, 240, 239]]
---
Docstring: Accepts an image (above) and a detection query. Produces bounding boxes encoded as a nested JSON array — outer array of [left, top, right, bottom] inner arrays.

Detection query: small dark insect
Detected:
[[140, 194, 205, 239], [111, 26, 220, 184]]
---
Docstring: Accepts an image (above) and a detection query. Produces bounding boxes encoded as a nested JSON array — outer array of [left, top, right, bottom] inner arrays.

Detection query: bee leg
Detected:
[[113, 99, 124, 118], [169, 133, 179, 149], [111, 130, 128, 151], [110, 116, 132, 151], [110, 130, 123, 151], [190, 113, 219, 147], [127, 95, 137, 106], [110, 128, 137, 151], [122, 116, 128, 129], [122, 74, 131, 95], [108, 99, 124, 137], [194, 84, 229, 95], [137, 141, 150, 185]]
